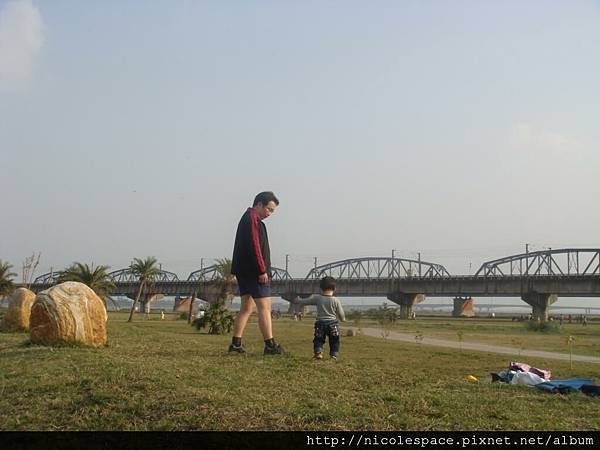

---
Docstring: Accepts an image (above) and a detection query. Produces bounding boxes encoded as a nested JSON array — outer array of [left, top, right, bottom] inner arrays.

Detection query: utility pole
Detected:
[[285, 254, 289, 273], [524, 243, 530, 276], [392, 249, 396, 259], [200, 258, 204, 270], [418, 252, 422, 277], [314, 257, 318, 269]]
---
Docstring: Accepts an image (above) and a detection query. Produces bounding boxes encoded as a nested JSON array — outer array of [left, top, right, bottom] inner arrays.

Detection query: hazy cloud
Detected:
[[0, 0, 44, 92], [510, 123, 585, 159]]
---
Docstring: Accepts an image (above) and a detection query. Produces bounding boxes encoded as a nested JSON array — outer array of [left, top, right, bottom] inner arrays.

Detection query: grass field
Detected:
[[0, 312, 599, 431]]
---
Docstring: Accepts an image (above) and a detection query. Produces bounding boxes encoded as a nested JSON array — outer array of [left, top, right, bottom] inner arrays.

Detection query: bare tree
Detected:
[[22, 252, 41, 288]]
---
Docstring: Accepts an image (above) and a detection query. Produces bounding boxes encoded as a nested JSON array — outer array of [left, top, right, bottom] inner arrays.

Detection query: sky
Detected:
[[2, 0, 600, 290]]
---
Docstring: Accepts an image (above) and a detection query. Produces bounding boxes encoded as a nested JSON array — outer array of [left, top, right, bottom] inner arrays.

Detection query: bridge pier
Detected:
[[387, 293, 425, 319], [196, 284, 234, 304], [281, 294, 297, 314], [521, 293, 557, 321], [135, 293, 153, 314], [281, 293, 308, 315], [452, 297, 475, 317], [141, 294, 164, 314]]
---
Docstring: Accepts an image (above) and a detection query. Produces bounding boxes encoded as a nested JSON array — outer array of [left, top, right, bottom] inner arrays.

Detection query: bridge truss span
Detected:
[[475, 248, 600, 277], [33, 271, 62, 285], [305, 257, 451, 280], [33, 266, 181, 286], [108, 268, 180, 283], [186, 265, 291, 282]]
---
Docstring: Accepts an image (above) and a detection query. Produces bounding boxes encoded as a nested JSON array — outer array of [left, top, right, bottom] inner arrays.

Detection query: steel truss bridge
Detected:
[[28, 249, 600, 319]]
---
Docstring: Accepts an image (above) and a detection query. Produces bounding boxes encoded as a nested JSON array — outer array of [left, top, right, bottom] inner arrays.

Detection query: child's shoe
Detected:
[[330, 353, 339, 360], [313, 352, 323, 360]]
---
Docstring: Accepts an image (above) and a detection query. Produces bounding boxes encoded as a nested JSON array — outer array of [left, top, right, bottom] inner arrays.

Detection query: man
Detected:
[[229, 191, 283, 355]]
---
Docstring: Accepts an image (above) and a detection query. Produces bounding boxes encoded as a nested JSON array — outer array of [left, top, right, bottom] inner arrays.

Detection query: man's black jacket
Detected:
[[231, 207, 271, 277]]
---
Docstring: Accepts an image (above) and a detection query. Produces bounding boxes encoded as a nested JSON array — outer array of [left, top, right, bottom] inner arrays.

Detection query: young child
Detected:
[[296, 276, 345, 360]]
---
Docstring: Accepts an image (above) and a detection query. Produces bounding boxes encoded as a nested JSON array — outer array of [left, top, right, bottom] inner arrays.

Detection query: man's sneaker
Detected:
[[263, 343, 284, 355], [228, 343, 246, 354], [313, 352, 323, 360], [330, 354, 338, 360]]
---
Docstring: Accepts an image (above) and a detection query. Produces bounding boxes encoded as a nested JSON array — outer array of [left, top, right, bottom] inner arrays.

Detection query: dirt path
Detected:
[[347, 327, 600, 364]]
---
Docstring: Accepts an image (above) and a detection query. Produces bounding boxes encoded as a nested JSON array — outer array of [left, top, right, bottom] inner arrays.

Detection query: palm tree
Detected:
[[127, 257, 161, 322], [0, 260, 17, 299], [187, 257, 235, 323], [190, 257, 236, 334], [214, 257, 235, 300], [57, 262, 116, 307]]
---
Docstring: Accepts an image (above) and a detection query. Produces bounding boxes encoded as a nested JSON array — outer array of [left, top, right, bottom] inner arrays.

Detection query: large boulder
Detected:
[[29, 281, 107, 347], [0, 288, 36, 332]]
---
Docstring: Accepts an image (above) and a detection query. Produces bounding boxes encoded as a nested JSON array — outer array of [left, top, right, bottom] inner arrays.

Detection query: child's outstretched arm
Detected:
[[295, 294, 317, 306]]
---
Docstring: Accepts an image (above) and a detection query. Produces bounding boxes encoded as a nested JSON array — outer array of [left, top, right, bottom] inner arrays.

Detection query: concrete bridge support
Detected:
[[196, 284, 235, 304], [521, 293, 557, 321], [281, 294, 307, 315], [453, 297, 475, 317], [142, 294, 164, 314], [387, 293, 425, 319]]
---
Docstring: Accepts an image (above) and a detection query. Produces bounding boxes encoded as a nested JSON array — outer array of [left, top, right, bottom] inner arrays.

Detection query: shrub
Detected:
[[525, 320, 561, 333], [191, 299, 234, 335], [374, 304, 399, 325]]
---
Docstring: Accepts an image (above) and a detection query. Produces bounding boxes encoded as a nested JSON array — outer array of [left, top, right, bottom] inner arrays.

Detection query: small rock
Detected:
[[0, 288, 36, 332]]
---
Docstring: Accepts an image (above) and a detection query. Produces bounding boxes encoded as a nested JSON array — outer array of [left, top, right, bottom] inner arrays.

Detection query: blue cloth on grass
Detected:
[[535, 378, 595, 394]]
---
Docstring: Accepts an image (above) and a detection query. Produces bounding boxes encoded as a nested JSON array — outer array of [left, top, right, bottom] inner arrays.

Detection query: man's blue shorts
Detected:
[[235, 274, 271, 299]]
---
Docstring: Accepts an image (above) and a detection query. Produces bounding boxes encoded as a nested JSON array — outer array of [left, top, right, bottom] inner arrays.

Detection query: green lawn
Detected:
[[0, 312, 599, 431]]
